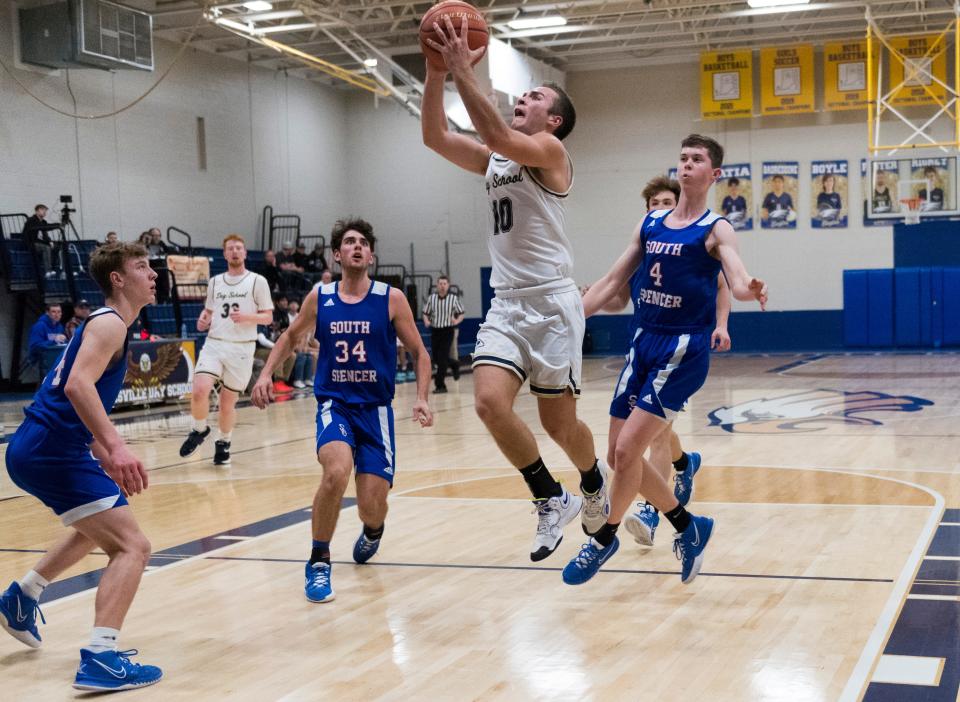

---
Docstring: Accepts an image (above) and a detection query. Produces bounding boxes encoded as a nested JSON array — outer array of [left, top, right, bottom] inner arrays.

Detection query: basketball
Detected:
[[419, 1, 489, 71]]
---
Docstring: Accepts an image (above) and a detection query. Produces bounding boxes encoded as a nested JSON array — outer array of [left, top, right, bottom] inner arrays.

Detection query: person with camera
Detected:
[[23, 204, 58, 275]]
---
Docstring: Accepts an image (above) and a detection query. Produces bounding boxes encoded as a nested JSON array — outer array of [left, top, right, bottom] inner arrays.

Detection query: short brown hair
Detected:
[[90, 242, 148, 296], [681, 134, 724, 168], [642, 176, 681, 209], [223, 234, 245, 248], [330, 217, 376, 252], [543, 82, 576, 141]]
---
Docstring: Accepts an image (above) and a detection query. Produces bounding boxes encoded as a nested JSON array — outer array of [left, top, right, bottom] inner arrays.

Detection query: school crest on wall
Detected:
[[708, 389, 933, 434]]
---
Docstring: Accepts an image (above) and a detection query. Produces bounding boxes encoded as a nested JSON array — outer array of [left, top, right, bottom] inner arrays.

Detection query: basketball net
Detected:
[[900, 197, 922, 225]]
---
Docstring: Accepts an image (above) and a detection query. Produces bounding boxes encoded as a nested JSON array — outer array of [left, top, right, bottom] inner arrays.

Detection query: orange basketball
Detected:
[[419, 1, 489, 71]]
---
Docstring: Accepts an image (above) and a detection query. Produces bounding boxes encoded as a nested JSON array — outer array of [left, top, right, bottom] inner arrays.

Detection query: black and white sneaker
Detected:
[[179, 427, 211, 457], [530, 489, 583, 561], [213, 440, 231, 466]]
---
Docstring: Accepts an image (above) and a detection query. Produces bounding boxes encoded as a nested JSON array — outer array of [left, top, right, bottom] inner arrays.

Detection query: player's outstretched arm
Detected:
[[64, 314, 147, 496], [710, 220, 768, 310], [252, 288, 319, 409], [389, 288, 434, 428], [712, 272, 732, 351], [426, 17, 566, 172], [421, 61, 490, 175], [582, 223, 643, 318]]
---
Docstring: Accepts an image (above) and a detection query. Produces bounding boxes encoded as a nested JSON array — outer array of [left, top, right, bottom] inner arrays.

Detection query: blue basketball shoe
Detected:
[[562, 536, 620, 585], [352, 532, 381, 564], [304, 562, 335, 603], [674, 452, 702, 507], [73, 649, 162, 691], [623, 503, 659, 547], [673, 515, 714, 584], [0, 581, 45, 648]]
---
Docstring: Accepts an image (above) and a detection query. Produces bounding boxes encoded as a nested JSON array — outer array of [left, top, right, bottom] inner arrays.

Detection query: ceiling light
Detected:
[[243, 1, 273, 11], [507, 15, 567, 30], [254, 22, 317, 34], [245, 10, 303, 22], [746, 0, 811, 7], [215, 17, 254, 34], [363, 57, 378, 68]]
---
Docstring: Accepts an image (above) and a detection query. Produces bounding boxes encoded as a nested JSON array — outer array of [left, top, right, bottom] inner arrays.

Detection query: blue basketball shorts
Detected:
[[5, 420, 128, 526], [609, 328, 712, 421], [315, 399, 396, 486]]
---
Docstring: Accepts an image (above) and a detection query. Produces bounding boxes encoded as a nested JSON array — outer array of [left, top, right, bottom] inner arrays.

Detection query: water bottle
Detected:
[[180, 322, 187, 338]]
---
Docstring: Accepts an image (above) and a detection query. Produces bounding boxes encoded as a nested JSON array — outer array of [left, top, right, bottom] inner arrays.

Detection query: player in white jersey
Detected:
[[179, 234, 273, 465], [422, 17, 611, 561]]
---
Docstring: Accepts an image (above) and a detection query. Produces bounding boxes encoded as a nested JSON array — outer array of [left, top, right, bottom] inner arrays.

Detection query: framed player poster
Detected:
[[908, 157, 955, 212], [715, 163, 752, 231], [861, 159, 894, 227], [760, 162, 799, 229], [811, 160, 848, 228]]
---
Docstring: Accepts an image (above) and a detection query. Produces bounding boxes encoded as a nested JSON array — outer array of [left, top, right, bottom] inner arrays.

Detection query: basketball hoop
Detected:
[[900, 197, 922, 225]]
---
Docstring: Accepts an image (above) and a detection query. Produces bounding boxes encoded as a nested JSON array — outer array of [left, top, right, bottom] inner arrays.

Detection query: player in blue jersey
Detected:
[[251, 218, 433, 603], [1, 242, 163, 691], [816, 174, 843, 226], [720, 177, 748, 230], [590, 175, 732, 550], [563, 134, 767, 586]]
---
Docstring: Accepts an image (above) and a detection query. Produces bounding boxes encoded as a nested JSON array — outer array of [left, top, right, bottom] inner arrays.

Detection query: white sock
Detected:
[[18, 570, 49, 601], [85, 627, 120, 653], [219, 431, 232, 443], [193, 419, 208, 433]]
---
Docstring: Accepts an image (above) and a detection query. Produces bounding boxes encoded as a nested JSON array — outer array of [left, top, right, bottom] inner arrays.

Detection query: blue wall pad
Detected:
[[894, 219, 960, 267]]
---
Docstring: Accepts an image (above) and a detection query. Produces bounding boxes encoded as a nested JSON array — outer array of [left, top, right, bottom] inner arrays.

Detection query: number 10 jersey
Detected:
[[485, 153, 575, 293]]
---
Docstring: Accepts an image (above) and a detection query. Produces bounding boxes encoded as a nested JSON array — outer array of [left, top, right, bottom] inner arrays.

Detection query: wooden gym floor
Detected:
[[0, 352, 958, 701]]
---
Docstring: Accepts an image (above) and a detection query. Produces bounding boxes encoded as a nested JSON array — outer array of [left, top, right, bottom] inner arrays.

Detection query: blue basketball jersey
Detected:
[[23, 308, 129, 446], [314, 280, 396, 405], [629, 209, 725, 335]]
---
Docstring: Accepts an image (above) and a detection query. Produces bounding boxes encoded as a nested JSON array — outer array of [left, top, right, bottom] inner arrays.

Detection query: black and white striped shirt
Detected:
[[423, 292, 464, 328]]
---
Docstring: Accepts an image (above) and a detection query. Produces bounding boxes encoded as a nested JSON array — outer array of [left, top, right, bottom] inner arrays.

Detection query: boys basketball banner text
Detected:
[[700, 50, 754, 120], [824, 41, 870, 111]]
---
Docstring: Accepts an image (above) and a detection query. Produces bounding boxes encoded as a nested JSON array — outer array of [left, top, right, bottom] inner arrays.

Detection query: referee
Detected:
[[423, 275, 464, 394]]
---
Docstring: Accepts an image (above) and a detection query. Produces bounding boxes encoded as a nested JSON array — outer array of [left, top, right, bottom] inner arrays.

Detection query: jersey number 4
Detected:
[[335, 340, 367, 363], [649, 261, 664, 287], [492, 197, 513, 235]]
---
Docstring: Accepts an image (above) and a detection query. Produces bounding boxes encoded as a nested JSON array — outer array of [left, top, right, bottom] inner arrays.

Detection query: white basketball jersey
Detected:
[[205, 271, 272, 343], [485, 153, 574, 292]]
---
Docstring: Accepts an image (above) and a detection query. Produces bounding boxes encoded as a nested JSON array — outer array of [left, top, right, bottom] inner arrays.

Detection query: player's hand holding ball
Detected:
[[420, 1, 488, 73]]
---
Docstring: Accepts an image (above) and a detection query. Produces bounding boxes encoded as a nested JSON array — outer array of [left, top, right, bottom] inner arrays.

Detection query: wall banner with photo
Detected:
[[888, 35, 948, 107], [908, 157, 955, 213], [715, 163, 753, 231], [861, 159, 896, 227], [700, 50, 754, 120], [760, 162, 799, 229], [824, 41, 871, 111], [865, 156, 958, 220], [760, 45, 815, 116], [811, 160, 848, 228]]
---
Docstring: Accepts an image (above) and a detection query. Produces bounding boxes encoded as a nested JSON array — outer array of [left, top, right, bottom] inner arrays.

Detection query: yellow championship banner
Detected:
[[888, 34, 948, 106], [824, 41, 871, 111], [700, 50, 753, 120], [760, 45, 815, 115]]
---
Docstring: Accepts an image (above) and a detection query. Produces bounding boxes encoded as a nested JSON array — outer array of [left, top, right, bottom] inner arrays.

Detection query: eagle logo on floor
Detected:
[[708, 389, 933, 433]]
